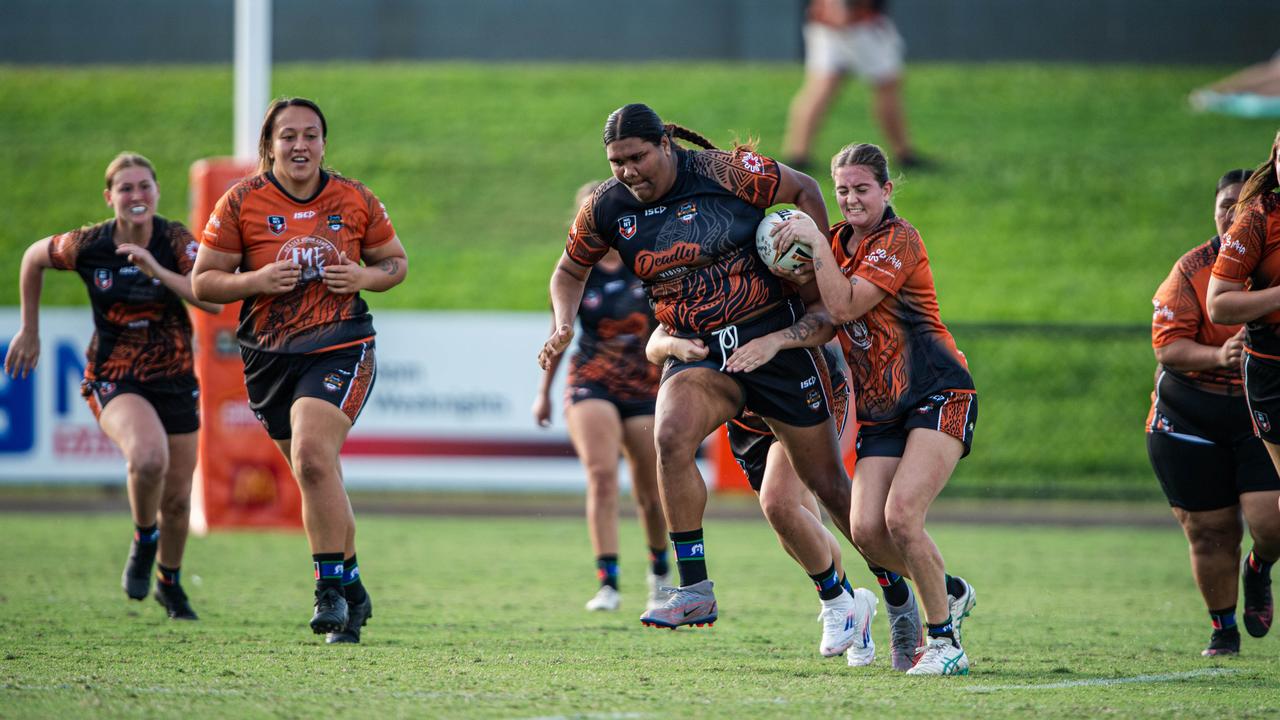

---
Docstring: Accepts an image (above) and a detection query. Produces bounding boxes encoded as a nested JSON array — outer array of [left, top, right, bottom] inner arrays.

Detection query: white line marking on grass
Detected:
[[965, 668, 1240, 692]]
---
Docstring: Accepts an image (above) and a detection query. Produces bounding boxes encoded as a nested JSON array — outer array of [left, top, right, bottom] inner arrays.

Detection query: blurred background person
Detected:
[[4, 152, 220, 620], [1149, 167, 1280, 657], [783, 0, 929, 173], [533, 181, 671, 614]]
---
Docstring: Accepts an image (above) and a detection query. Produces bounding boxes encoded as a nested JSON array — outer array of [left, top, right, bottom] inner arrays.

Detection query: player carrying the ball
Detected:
[[539, 103, 869, 633], [770, 142, 978, 676]]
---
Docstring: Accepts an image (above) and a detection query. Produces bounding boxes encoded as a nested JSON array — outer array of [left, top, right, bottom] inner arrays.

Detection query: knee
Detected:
[[851, 516, 890, 553], [759, 491, 800, 529], [1186, 522, 1242, 556], [126, 447, 168, 483], [585, 465, 619, 496], [159, 492, 191, 520], [291, 442, 339, 487], [883, 503, 924, 545], [654, 423, 700, 469]]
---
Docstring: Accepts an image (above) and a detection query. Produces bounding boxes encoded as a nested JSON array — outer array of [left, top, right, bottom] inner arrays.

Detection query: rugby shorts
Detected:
[[856, 389, 977, 459], [83, 374, 200, 435], [241, 340, 376, 440]]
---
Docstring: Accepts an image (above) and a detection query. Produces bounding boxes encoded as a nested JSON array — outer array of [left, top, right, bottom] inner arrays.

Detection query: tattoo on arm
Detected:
[[378, 258, 400, 276], [814, 257, 824, 271], [782, 313, 822, 343]]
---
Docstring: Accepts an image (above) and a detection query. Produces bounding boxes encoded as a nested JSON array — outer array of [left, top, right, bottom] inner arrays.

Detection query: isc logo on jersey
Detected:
[[278, 235, 339, 283]]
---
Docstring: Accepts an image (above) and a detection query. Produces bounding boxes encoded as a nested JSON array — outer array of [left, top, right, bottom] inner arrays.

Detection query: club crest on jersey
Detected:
[[740, 151, 765, 174], [618, 215, 637, 240], [267, 215, 287, 235], [676, 202, 698, 223], [93, 268, 112, 290], [323, 372, 346, 393], [1256, 411, 1272, 433], [327, 214, 343, 231]]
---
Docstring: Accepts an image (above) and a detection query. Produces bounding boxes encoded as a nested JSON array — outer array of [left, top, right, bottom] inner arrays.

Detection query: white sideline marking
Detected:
[[965, 668, 1240, 692]]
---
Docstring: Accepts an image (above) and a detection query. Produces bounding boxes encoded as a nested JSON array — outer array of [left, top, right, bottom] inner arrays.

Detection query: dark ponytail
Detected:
[[1237, 129, 1280, 208], [603, 103, 717, 150]]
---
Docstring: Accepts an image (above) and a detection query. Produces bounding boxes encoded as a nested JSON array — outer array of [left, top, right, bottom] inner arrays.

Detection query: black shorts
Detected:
[[1244, 351, 1280, 444], [1148, 369, 1280, 511], [82, 375, 200, 435], [727, 371, 851, 492], [663, 299, 831, 428], [565, 383, 656, 419], [856, 390, 977, 459], [241, 340, 377, 441]]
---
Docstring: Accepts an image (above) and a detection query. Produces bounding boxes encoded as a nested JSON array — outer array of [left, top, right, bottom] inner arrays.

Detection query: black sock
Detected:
[[927, 616, 958, 647], [671, 529, 707, 587], [342, 554, 368, 605], [840, 574, 854, 596], [868, 564, 911, 607], [1247, 549, 1275, 576], [1209, 605, 1238, 632], [649, 546, 670, 577], [808, 562, 845, 601], [945, 574, 967, 599], [596, 554, 619, 589], [135, 523, 159, 544], [313, 552, 344, 592], [156, 564, 180, 586]]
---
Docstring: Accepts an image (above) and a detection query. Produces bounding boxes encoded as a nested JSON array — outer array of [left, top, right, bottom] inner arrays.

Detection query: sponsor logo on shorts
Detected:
[[806, 389, 822, 411], [676, 201, 698, 224], [800, 376, 817, 389], [327, 214, 343, 231], [618, 215, 637, 240], [94, 268, 113, 290], [267, 215, 287, 235], [1256, 411, 1272, 433], [323, 372, 346, 393]]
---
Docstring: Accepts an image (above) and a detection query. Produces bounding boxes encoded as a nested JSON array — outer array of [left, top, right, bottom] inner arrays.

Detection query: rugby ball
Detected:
[[755, 209, 814, 272]]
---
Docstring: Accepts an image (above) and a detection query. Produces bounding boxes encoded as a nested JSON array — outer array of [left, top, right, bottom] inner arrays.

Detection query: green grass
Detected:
[[3, 511, 1278, 718], [1, 62, 1275, 319]]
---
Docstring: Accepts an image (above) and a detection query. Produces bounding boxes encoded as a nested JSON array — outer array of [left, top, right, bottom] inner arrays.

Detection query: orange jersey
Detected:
[[565, 147, 787, 336], [48, 217, 197, 384], [201, 171, 396, 354], [1211, 192, 1280, 356], [830, 210, 973, 424], [1151, 237, 1243, 391]]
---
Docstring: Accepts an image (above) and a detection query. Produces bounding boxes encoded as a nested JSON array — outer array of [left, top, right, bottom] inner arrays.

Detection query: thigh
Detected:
[[1174, 505, 1244, 543], [885, 428, 964, 518], [565, 399, 624, 467], [655, 367, 742, 445], [620, 414, 657, 469], [97, 391, 169, 461], [1240, 489, 1280, 538], [767, 415, 845, 484], [288, 396, 354, 460], [852, 455, 898, 529], [759, 441, 818, 513]]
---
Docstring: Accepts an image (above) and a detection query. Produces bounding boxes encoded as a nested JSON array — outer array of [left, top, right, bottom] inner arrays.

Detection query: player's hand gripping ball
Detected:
[[756, 209, 814, 272]]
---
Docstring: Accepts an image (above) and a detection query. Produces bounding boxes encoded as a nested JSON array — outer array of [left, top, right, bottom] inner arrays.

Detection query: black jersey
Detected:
[[568, 262, 660, 400], [566, 147, 790, 337], [47, 216, 198, 384]]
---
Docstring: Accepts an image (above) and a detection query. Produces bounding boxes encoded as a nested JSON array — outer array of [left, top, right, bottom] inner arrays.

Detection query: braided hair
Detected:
[[603, 103, 717, 150]]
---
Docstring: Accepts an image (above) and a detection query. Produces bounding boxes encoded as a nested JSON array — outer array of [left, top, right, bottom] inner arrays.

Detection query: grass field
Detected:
[[4, 510, 1279, 718], [1, 62, 1276, 320]]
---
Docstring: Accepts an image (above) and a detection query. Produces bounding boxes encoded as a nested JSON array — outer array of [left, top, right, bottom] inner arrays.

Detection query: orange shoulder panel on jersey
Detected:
[[1212, 194, 1276, 284], [850, 218, 925, 295], [689, 148, 781, 209], [47, 224, 100, 270], [201, 175, 266, 255], [565, 181, 613, 267], [1152, 242, 1218, 349]]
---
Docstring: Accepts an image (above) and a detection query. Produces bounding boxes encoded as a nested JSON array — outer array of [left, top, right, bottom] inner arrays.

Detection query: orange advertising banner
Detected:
[[189, 158, 301, 533]]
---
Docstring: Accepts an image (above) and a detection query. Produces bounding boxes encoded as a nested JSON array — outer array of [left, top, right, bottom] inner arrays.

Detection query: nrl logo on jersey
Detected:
[[266, 215, 286, 235], [94, 268, 113, 290], [618, 215, 637, 240]]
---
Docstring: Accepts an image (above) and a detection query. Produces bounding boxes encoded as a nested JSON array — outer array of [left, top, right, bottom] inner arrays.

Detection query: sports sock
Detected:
[[945, 574, 967, 599], [671, 529, 707, 587], [156, 564, 180, 586], [1209, 605, 1238, 631], [927, 615, 958, 647], [809, 562, 845, 601], [1247, 549, 1275, 576], [649, 546, 670, 578], [313, 552, 345, 592], [596, 554, 619, 590], [840, 574, 854, 597], [134, 523, 159, 544], [342, 554, 368, 605], [868, 564, 911, 607]]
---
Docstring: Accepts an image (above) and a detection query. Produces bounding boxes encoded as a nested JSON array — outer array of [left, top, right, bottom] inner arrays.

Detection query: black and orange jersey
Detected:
[[566, 147, 789, 337], [48, 216, 198, 384], [730, 344, 849, 436], [1211, 192, 1280, 357], [1152, 237, 1243, 392], [568, 262, 660, 401], [201, 171, 396, 354], [829, 208, 973, 424]]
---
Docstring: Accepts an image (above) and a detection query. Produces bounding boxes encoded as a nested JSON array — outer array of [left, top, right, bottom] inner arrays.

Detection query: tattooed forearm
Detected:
[[782, 313, 823, 343], [814, 257, 824, 271], [378, 258, 401, 276]]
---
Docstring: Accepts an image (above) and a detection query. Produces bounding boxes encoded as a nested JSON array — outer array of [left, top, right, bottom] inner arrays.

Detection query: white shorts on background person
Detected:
[[803, 17, 904, 82]]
